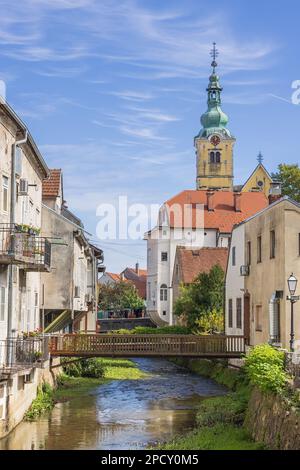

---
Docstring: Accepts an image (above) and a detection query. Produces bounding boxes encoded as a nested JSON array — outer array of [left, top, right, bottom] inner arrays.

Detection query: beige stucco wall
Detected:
[[244, 200, 300, 349]]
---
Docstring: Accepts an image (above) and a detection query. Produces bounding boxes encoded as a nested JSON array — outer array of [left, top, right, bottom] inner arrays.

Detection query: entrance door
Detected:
[[244, 294, 250, 345]]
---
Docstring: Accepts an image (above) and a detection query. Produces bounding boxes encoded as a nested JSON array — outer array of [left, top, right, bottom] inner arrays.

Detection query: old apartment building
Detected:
[[225, 197, 300, 350]]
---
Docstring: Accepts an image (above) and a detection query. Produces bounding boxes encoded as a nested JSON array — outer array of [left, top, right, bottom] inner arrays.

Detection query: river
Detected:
[[0, 358, 227, 450]]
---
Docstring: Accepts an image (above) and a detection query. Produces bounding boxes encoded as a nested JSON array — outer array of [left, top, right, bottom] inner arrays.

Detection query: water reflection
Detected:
[[0, 358, 226, 450]]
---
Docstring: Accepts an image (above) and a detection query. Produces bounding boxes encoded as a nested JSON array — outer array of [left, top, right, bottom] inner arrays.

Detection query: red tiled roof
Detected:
[[126, 267, 147, 278], [106, 272, 121, 282], [176, 247, 228, 284], [120, 267, 147, 299], [165, 190, 268, 233], [42, 169, 62, 198]]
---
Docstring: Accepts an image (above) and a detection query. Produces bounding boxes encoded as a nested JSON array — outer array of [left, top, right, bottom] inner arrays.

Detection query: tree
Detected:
[[98, 281, 144, 313], [272, 164, 300, 202], [174, 264, 225, 330]]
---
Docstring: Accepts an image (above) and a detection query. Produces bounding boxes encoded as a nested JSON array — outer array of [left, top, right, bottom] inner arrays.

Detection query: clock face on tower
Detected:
[[210, 135, 221, 147]]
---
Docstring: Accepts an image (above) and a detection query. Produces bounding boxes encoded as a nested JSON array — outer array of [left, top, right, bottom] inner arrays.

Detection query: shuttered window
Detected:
[[0, 287, 5, 321], [269, 294, 280, 343], [236, 298, 242, 329], [228, 299, 233, 328]]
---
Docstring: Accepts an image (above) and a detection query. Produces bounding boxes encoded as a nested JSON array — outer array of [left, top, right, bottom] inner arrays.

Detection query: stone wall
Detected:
[[245, 387, 300, 450]]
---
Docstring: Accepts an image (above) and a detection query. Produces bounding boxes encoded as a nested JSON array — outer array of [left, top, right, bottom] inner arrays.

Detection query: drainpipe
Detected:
[[7, 131, 28, 351]]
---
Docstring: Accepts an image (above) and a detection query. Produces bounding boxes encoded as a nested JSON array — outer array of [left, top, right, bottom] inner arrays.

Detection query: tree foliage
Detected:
[[174, 264, 225, 329], [98, 281, 144, 312], [272, 163, 300, 202]]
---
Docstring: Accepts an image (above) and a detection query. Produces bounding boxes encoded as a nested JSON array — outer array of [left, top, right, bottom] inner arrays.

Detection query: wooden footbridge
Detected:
[[49, 334, 245, 359]]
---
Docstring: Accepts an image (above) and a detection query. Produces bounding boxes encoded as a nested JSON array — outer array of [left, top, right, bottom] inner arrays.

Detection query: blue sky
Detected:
[[1, 0, 299, 272]]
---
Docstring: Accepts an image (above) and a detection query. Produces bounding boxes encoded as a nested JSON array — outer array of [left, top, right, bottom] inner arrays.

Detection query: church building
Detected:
[[145, 44, 278, 326]]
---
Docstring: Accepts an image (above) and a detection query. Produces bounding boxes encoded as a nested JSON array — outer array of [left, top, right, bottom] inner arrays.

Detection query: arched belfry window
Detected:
[[160, 284, 168, 301], [209, 151, 221, 164]]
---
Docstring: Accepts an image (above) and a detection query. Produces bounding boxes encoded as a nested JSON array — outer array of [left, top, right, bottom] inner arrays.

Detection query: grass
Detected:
[[99, 358, 149, 380], [156, 424, 265, 450]]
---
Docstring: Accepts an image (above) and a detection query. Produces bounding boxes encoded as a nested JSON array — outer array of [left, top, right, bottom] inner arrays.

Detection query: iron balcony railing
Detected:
[[0, 337, 50, 378], [0, 223, 51, 271]]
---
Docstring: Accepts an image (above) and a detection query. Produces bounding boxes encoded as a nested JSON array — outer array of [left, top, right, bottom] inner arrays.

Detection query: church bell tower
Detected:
[[195, 43, 235, 190]]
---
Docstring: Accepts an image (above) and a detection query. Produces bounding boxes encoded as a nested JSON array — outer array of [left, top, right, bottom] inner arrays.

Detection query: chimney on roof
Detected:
[[268, 194, 281, 205], [135, 262, 139, 275], [206, 191, 215, 211], [233, 192, 242, 212]]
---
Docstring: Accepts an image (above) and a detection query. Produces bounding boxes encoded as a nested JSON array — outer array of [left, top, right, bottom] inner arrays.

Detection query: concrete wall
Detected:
[[0, 360, 61, 439], [225, 224, 245, 336], [41, 205, 74, 311]]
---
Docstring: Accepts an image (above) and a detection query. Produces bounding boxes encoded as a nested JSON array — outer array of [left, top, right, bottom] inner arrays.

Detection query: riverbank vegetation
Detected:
[[25, 357, 148, 420], [24, 382, 54, 421], [157, 344, 291, 450]]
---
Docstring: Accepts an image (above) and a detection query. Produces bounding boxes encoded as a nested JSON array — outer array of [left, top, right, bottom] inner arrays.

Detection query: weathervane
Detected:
[[210, 42, 219, 72], [257, 152, 264, 164]]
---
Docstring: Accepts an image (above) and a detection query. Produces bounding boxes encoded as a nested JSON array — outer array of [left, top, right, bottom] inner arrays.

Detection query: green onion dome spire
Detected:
[[196, 43, 232, 139]]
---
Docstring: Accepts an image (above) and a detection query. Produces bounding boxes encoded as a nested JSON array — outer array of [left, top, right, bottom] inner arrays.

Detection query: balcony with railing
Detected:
[[0, 337, 50, 379], [0, 224, 51, 271]]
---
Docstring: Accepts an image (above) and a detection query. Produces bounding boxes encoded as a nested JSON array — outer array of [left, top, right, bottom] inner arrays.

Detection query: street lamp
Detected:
[[287, 273, 299, 352]]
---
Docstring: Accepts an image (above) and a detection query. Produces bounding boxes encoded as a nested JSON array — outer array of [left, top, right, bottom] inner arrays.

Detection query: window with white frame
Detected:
[[160, 284, 168, 301]]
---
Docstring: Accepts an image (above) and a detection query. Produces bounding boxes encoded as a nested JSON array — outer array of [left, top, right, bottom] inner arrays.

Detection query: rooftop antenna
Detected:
[[210, 42, 219, 72]]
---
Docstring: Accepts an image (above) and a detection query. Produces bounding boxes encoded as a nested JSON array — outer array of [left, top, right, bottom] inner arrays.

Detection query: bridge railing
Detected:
[[49, 334, 245, 358]]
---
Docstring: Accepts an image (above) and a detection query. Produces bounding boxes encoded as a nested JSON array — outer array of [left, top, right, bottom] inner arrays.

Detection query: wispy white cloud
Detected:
[[108, 90, 154, 102]]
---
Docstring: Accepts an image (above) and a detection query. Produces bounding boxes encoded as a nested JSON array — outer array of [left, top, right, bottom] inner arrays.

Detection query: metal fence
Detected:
[[0, 337, 50, 374], [0, 223, 51, 269]]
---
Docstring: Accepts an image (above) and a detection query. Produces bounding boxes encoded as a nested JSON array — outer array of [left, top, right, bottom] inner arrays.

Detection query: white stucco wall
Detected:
[[0, 122, 44, 340], [225, 224, 245, 336]]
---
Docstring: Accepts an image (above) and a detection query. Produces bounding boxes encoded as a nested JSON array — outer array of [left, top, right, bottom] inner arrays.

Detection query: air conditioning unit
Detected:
[[240, 265, 250, 276], [74, 286, 80, 298], [19, 178, 28, 196]]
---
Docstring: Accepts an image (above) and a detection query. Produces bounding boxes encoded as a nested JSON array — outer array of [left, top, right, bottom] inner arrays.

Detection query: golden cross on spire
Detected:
[[210, 42, 219, 72]]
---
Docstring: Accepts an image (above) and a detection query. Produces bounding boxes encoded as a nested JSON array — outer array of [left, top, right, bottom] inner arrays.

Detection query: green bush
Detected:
[[63, 358, 104, 378], [244, 344, 288, 394], [112, 326, 192, 335], [24, 382, 54, 420]]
